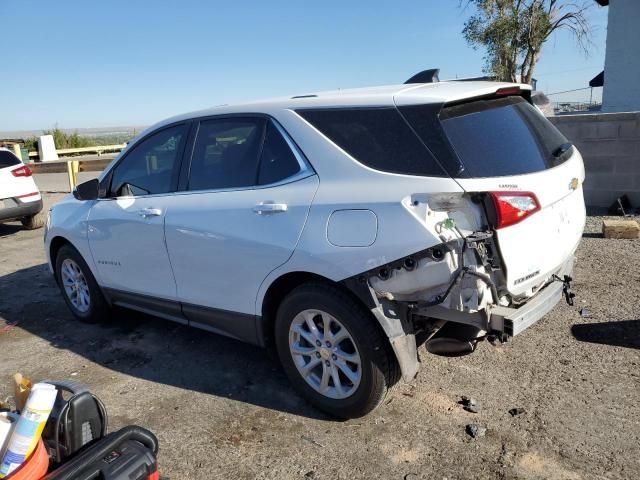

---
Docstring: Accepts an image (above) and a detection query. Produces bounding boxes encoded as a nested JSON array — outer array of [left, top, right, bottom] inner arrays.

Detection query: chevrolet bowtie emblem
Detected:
[[569, 178, 579, 191]]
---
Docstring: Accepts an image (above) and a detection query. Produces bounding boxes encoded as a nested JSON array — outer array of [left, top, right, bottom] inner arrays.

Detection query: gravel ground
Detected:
[[0, 193, 638, 480]]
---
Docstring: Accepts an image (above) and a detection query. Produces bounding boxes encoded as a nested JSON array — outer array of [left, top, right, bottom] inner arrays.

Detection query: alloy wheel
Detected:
[[61, 258, 91, 313], [289, 309, 362, 399]]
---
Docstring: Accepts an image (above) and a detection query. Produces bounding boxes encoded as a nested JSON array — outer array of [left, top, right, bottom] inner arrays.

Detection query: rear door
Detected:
[[402, 96, 585, 296], [164, 116, 318, 341]]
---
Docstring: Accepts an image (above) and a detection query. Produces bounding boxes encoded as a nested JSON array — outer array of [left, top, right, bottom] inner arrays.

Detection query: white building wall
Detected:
[[602, 0, 640, 113]]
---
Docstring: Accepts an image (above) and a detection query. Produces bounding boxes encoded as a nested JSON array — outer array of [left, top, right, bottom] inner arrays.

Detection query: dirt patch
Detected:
[[517, 452, 582, 480]]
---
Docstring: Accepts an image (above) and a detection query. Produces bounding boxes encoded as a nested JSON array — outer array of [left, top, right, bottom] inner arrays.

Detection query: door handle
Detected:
[[253, 202, 288, 214], [138, 207, 162, 218]]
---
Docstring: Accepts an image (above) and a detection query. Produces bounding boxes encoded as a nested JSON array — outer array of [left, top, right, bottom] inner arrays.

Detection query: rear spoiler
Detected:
[[441, 86, 533, 109], [403, 70, 533, 103]]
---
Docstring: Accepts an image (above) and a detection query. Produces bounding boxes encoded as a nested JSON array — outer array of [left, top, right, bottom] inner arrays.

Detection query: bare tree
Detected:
[[462, 0, 593, 84]]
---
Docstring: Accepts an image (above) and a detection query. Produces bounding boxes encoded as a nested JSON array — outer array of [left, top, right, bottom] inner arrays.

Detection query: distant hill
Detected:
[[0, 126, 147, 140]]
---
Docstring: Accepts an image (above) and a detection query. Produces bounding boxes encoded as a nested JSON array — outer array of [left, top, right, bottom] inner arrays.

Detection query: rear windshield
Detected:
[[297, 108, 446, 177], [437, 96, 569, 177], [0, 150, 21, 169]]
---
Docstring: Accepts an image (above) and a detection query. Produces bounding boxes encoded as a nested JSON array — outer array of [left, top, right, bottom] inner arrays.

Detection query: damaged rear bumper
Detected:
[[343, 229, 575, 382], [354, 254, 573, 382], [489, 256, 574, 337], [419, 256, 574, 337], [489, 276, 564, 336]]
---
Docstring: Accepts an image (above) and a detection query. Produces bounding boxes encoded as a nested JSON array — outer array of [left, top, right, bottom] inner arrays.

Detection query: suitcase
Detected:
[[44, 426, 159, 480]]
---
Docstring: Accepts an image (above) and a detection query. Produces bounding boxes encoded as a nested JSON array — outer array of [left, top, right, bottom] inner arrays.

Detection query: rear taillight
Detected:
[[11, 165, 32, 177], [489, 191, 540, 229]]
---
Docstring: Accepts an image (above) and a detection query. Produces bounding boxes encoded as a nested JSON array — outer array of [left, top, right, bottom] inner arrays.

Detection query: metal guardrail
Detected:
[[28, 143, 126, 158], [30, 157, 114, 191]]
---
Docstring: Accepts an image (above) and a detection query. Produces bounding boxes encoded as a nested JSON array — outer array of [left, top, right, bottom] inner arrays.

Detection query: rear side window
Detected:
[[258, 122, 301, 185], [0, 150, 21, 168], [437, 96, 569, 178], [297, 108, 446, 177]]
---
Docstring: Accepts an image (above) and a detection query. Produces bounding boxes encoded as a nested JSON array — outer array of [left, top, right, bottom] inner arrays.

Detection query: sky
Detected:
[[0, 0, 609, 132]]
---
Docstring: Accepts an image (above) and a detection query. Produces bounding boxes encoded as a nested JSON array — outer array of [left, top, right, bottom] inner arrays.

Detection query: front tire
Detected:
[[275, 282, 399, 418], [55, 244, 110, 323]]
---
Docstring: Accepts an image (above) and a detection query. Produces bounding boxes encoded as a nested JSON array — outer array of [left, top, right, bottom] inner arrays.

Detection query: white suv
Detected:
[[0, 148, 45, 229], [45, 80, 585, 418]]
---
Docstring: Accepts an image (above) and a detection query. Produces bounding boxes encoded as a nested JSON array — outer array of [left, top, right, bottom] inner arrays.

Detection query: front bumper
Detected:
[[0, 198, 43, 223]]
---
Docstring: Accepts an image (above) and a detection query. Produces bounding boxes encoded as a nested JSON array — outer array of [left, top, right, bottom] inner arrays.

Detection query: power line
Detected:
[[546, 87, 593, 96], [534, 65, 602, 76]]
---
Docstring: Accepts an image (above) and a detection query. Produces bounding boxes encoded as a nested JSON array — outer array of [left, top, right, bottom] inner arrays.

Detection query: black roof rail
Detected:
[[404, 68, 440, 84]]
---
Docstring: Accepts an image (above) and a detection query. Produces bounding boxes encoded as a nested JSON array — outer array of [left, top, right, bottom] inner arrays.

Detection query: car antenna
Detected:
[[404, 68, 440, 84]]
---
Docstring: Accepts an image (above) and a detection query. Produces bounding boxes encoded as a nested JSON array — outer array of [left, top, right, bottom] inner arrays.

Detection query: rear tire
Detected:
[[275, 282, 399, 418], [55, 244, 110, 323], [21, 210, 46, 230]]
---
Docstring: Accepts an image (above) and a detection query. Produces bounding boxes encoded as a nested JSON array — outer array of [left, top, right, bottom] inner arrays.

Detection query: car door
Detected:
[[164, 116, 319, 342], [88, 122, 190, 308]]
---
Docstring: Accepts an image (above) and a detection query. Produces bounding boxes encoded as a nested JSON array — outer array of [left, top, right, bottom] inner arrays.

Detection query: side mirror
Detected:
[[73, 179, 99, 201]]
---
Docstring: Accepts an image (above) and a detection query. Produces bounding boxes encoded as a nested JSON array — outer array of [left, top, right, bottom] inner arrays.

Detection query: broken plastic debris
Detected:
[[508, 408, 526, 417], [465, 423, 486, 439], [301, 435, 325, 448], [578, 308, 591, 318], [460, 396, 481, 413]]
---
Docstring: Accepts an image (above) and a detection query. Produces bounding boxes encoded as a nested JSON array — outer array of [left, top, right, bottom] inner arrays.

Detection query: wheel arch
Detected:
[[258, 271, 384, 350], [49, 236, 73, 277], [49, 236, 97, 283]]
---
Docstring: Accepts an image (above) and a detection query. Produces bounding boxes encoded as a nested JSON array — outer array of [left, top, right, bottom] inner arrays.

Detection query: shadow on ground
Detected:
[[0, 223, 25, 238], [571, 320, 640, 350], [0, 263, 330, 420], [582, 232, 603, 239]]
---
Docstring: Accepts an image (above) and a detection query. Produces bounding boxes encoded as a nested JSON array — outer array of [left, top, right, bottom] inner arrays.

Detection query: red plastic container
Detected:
[[5, 439, 49, 480]]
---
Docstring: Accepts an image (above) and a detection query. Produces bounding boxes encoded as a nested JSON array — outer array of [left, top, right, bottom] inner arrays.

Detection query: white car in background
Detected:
[[45, 78, 585, 418], [0, 148, 45, 229]]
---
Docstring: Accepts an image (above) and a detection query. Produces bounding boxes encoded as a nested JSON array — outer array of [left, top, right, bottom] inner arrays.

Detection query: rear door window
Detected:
[[436, 96, 569, 178], [0, 150, 21, 169], [188, 118, 266, 191], [297, 108, 446, 177], [257, 121, 301, 185]]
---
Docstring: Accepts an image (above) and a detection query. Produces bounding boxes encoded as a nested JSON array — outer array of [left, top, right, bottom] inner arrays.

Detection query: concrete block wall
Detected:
[[548, 112, 640, 211]]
